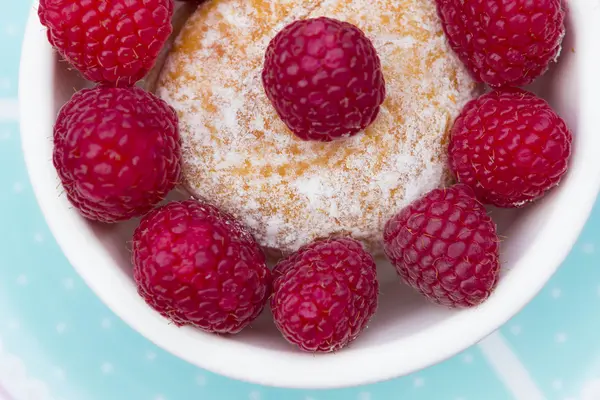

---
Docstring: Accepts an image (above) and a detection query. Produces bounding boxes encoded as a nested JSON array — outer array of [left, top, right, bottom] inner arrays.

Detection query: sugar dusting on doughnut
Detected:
[[155, 0, 479, 255]]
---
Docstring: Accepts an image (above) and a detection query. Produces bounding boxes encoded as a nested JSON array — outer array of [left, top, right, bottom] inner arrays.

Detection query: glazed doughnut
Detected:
[[155, 0, 478, 254]]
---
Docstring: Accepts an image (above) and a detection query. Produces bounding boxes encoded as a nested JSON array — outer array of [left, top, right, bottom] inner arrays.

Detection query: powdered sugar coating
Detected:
[[155, 0, 479, 255]]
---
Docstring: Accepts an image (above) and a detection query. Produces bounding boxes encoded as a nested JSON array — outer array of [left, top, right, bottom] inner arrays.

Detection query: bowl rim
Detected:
[[19, 1, 600, 389]]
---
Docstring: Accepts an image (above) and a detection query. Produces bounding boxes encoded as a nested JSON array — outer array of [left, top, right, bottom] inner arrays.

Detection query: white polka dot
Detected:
[[12, 182, 23, 193], [7, 319, 20, 330], [100, 362, 114, 375], [462, 354, 474, 363], [510, 325, 522, 336], [582, 242, 596, 255], [0, 99, 18, 121], [564, 397, 577, 400], [16, 274, 28, 286], [101, 318, 112, 329], [5, 24, 18, 37], [357, 392, 371, 400], [33, 232, 45, 243], [146, 351, 157, 361], [155, 395, 166, 400], [0, 129, 10, 141], [455, 397, 466, 400], [552, 379, 564, 390], [304, 397, 317, 400], [55, 323, 67, 334], [195, 374, 207, 386], [555, 332, 568, 343], [249, 391, 261, 400], [551, 288, 562, 298], [62, 278, 75, 290], [0, 77, 11, 91], [53, 367, 66, 380], [413, 377, 425, 388]]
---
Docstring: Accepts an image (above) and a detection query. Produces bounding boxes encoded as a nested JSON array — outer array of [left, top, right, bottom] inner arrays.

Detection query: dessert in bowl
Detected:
[[19, 0, 600, 389]]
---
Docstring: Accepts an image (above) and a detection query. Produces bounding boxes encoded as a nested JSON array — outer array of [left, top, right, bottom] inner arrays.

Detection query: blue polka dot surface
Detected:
[[2, 2, 600, 400]]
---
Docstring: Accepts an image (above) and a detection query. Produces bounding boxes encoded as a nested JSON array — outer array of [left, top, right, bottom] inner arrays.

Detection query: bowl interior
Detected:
[[51, 17, 579, 351], [21, 1, 600, 388]]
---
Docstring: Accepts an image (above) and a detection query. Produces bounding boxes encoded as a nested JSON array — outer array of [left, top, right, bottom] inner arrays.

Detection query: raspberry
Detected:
[[38, 0, 174, 87], [383, 184, 500, 308], [53, 86, 181, 223], [271, 237, 378, 352], [448, 88, 572, 208], [262, 17, 386, 142], [436, 0, 565, 87], [132, 200, 272, 334]]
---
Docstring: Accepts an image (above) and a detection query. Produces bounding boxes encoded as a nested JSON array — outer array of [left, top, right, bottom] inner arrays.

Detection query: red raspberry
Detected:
[[53, 86, 181, 223], [271, 237, 378, 352], [38, 0, 174, 87], [436, 0, 565, 88], [132, 200, 272, 334], [262, 17, 386, 142], [448, 88, 572, 208], [383, 184, 500, 308]]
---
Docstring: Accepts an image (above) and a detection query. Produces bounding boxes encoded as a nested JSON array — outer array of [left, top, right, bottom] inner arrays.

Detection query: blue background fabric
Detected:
[[1, 1, 600, 399]]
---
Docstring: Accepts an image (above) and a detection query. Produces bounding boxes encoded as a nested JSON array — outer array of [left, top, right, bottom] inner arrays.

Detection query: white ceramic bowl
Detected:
[[19, 0, 600, 389]]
